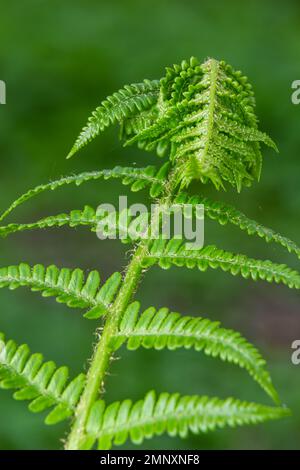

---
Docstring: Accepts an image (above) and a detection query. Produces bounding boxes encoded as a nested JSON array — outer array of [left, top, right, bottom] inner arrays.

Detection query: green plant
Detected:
[[0, 57, 299, 450]]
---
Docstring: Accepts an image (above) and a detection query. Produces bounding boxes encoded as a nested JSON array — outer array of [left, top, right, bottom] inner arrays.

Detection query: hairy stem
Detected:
[[65, 175, 176, 450], [65, 242, 148, 450]]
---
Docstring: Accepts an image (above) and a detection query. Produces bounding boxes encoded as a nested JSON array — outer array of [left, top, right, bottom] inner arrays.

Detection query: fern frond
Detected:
[[0, 206, 99, 238], [110, 301, 279, 403], [0, 206, 152, 246], [0, 164, 168, 224], [0, 263, 122, 318], [0, 332, 85, 424], [81, 390, 290, 449], [175, 193, 300, 260], [125, 57, 277, 191], [142, 240, 300, 289], [67, 80, 160, 158]]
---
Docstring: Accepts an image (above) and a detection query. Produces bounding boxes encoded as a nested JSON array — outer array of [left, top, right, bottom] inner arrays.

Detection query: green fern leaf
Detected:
[[142, 239, 300, 289], [0, 332, 85, 424], [0, 206, 152, 245], [0, 206, 99, 238], [125, 57, 277, 191], [0, 164, 167, 224], [110, 301, 279, 403], [0, 57, 295, 449], [81, 390, 290, 449], [174, 193, 300, 260], [0, 263, 121, 317], [67, 79, 160, 158]]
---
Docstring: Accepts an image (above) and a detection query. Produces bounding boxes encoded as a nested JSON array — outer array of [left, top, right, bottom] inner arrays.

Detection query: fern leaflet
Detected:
[[143, 239, 300, 289], [0, 164, 168, 224], [0, 263, 122, 318], [67, 80, 160, 158], [0, 207, 150, 246], [175, 193, 300, 260], [0, 332, 85, 424], [110, 301, 279, 403], [81, 390, 290, 450]]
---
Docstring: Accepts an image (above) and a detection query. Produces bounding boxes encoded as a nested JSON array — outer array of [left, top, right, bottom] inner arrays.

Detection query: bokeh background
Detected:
[[0, 0, 299, 450]]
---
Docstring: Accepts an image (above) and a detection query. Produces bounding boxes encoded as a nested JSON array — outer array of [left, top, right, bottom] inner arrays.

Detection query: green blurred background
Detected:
[[0, 0, 299, 450]]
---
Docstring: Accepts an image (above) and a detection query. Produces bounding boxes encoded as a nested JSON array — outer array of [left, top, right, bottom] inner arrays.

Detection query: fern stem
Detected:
[[65, 243, 148, 450]]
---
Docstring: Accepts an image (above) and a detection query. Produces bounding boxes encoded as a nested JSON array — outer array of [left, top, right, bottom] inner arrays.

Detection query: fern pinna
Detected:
[[0, 57, 298, 450]]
